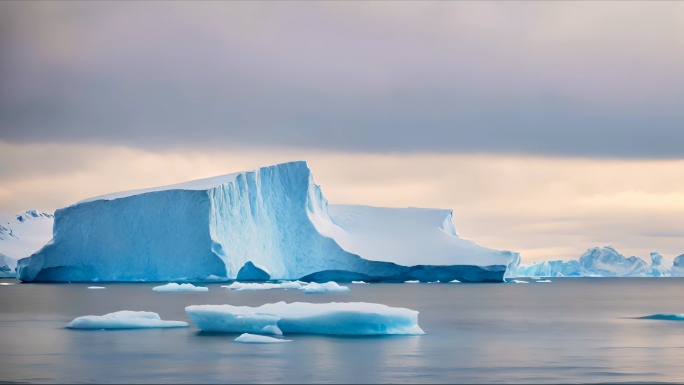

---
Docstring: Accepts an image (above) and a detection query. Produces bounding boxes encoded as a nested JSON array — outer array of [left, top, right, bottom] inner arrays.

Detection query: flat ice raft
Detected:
[[186, 302, 425, 335], [66, 311, 188, 329], [18, 161, 518, 283]]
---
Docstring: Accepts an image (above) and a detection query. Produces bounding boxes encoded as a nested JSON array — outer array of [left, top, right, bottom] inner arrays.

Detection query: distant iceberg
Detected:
[[185, 301, 425, 335], [638, 314, 684, 321], [234, 333, 292, 343], [671, 254, 684, 277], [517, 246, 667, 277], [222, 281, 304, 291], [300, 281, 349, 293], [0, 210, 54, 277], [153, 283, 208, 292], [17, 161, 519, 283], [66, 311, 188, 329]]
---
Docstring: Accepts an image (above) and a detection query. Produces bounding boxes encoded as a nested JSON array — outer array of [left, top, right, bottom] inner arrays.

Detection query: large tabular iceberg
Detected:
[[17, 161, 518, 283], [185, 301, 425, 335]]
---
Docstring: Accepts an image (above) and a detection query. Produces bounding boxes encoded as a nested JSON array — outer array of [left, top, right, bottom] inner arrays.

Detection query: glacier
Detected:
[[185, 301, 425, 335], [66, 311, 188, 329], [17, 161, 519, 283], [518, 246, 679, 277]]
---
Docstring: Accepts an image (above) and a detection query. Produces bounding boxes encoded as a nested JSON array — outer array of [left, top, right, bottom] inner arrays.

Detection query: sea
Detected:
[[1, 277, 683, 384]]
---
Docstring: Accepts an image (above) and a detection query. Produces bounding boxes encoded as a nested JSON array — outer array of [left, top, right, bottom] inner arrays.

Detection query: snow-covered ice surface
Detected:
[[300, 281, 349, 293], [186, 301, 425, 336], [222, 282, 303, 291], [17, 161, 519, 283], [234, 333, 292, 343], [0, 211, 54, 277], [66, 311, 188, 329], [153, 283, 208, 292]]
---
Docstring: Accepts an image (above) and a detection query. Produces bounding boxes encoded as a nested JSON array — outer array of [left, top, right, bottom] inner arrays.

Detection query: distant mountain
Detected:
[[0, 210, 54, 277]]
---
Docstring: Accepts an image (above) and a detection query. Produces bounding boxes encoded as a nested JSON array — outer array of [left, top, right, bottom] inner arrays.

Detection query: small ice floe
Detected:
[[66, 311, 188, 329], [234, 333, 291, 344], [0, 282, 15, 286], [512, 280, 529, 284], [638, 314, 684, 321], [221, 281, 303, 291], [427, 281, 439, 284], [153, 283, 208, 292], [299, 281, 350, 293], [186, 301, 425, 335], [536, 280, 551, 283], [87, 286, 106, 289], [405, 280, 420, 283], [449, 280, 460, 283], [351, 281, 368, 284]]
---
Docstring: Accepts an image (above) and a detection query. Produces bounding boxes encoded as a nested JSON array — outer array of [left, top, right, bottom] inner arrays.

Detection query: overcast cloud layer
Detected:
[[2, 1, 684, 157]]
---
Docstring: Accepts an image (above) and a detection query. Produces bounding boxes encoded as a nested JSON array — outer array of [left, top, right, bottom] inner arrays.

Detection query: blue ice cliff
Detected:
[[17, 161, 519, 282]]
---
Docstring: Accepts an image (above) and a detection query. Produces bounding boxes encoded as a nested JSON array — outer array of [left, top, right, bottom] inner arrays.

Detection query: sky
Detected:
[[1, 1, 683, 263]]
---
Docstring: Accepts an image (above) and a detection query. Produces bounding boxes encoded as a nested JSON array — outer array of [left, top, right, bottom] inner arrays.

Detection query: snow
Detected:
[[87, 286, 106, 289], [66, 311, 188, 329], [17, 161, 518, 283], [186, 301, 425, 335], [300, 281, 349, 293], [153, 283, 208, 292], [234, 333, 292, 343], [222, 281, 303, 291]]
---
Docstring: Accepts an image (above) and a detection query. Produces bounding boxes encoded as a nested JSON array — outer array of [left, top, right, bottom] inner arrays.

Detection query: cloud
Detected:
[[1, 141, 684, 262], [1, 1, 684, 157]]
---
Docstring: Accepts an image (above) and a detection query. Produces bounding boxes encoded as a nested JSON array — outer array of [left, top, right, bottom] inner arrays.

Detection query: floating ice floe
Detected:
[[0, 282, 15, 285], [88, 286, 106, 289], [638, 314, 684, 321], [300, 281, 349, 293], [186, 301, 425, 335], [351, 281, 368, 284], [449, 280, 460, 283], [405, 280, 419, 283], [234, 333, 292, 343], [536, 280, 551, 283], [153, 283, 208, 292], [511, 280, 529, 284], [66, 311, 188, 329], [222, 281, 303, 291]]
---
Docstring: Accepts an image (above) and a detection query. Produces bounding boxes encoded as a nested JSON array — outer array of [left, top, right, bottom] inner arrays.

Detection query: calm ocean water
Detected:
[[1, 277, 683, 384]]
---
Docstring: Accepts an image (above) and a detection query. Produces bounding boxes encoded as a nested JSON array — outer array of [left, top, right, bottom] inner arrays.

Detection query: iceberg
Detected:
[[234, 333, 292, 343], [645, 251, 672, 277], [671, 254, 684, 277], [153, 283, 208, 292], [300, 281, 350, 293], [222, 281, 303, 291], [186, 301, 425, 335], [17, 161, 519, 283], [638, 314, 684, 321], [0, 210, 54, 277], [351, 281, 368, 284], [66, 310, 188, 329], [518, 246, 651, 277], [87, 286, 106, 289]]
